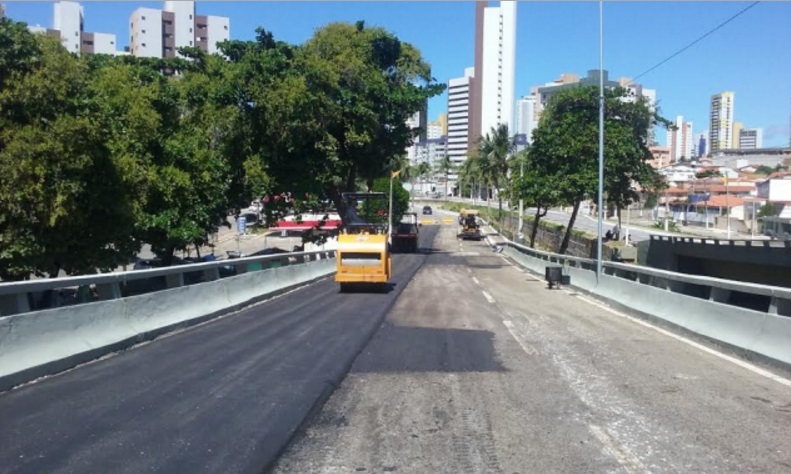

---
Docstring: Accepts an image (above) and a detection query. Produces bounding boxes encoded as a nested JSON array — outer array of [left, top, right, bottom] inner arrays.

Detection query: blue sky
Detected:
[[6, 1, 791, 147]]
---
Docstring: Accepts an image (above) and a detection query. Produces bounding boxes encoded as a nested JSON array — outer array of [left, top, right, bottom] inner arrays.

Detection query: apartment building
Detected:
[[130, 1, 229, 58], [709, 91, 734, 153], [516, 95, 538, 143], [447, 67, 475, 170], [474, 1, 517, 142], [739, 128, 763, 150], [26, 1, 118, 56], [667, 115, 693, 162]]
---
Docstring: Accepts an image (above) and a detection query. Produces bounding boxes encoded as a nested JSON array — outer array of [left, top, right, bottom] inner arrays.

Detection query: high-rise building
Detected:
[[667, 115, 693, 162], [516, 95, 538, 144], [426, 120, 443, 140], [1, 3, 6, 19], [739, 128, 763, 150], [130, 1, 229, 58], [447, 67, 475, 169], [709, 91, 734, 153], [697, 132, 709, 158], [469, 1, 517, 150]]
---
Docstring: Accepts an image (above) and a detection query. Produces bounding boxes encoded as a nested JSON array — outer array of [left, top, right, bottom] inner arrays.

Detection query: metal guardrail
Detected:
[[650, 234, 791, 248], [0, 250, 337, 316], [503, 239, 791, 317]]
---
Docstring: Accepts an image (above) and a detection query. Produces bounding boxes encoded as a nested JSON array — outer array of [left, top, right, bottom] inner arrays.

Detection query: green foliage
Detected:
[[758, 202, 776, 218], [696, 169, 720, 179], [525, 85, 671, 253], [0, 17, 443, 278], [369, 176, 410, 228]]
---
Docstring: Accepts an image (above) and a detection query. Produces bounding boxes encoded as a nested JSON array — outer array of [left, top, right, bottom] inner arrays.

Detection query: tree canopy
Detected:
[[512, 85, 670, 253], [0, 18, 443, 279]]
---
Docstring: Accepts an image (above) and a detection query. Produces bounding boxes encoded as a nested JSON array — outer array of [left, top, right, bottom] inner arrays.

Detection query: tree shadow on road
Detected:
[[350, 324, 507, 374]]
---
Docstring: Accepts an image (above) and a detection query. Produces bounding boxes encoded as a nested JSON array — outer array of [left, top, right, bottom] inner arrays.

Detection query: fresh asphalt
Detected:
[[3, 220, 791, 474], [0, 227, 438, 474], [274, 223, 791, 473]]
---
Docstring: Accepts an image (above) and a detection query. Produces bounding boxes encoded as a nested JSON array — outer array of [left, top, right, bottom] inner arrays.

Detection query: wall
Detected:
[[503, 245, 791, 368], [0, 258, 335, 392]]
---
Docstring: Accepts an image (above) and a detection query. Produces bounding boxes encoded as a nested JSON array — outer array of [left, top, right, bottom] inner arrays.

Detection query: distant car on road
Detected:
[[422, 206, 433, 215]]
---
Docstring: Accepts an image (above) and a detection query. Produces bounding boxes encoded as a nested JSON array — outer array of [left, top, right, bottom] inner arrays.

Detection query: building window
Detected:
[[189, 14, 193, 19], [142, 43, 146, 47], [224, 25, 228, 30], [189, 40, 193, 45], [142, 16, 146, 20], [142, 29, 146, 34]]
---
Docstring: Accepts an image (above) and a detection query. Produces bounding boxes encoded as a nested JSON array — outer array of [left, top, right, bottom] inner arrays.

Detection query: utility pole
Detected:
[[518, 158, 524, 239], [596, 0, 605, 281]]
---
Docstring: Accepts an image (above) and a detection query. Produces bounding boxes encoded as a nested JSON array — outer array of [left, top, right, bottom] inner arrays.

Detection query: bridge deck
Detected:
[[1, 215, 790, 473]]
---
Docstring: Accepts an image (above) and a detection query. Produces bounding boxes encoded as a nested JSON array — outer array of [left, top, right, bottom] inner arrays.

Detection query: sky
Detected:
[[6, 1, 791, 147]]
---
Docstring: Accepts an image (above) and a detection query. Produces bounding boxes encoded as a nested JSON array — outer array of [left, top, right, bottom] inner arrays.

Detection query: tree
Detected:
[[434, 155, 455, 197], [457, 156, 482, 200], [528, 85, 670, 254], [0, 34, 149, 279], [476, 124, 515, 217], [510, 149, 561, 247], [370, 176, 409, 229]]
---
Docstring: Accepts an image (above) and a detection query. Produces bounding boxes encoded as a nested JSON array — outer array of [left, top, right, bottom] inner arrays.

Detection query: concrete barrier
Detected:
[[502, 243, 791, 368], [0, 258, 336, 392]]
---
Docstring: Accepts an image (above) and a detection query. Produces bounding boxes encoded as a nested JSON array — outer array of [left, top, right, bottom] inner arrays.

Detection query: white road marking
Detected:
[[481, 290, 495, 304], [588, 424, 651, 474], [472, 276, 480, 286], [502, 320, 536, 355], [515, 266, 791, 388], [571, 292, 791, 389]]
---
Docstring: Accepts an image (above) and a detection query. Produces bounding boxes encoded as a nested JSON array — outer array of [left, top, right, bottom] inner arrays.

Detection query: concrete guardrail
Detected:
[[0, 250, 337, 392], [497, 236, 791, 368]]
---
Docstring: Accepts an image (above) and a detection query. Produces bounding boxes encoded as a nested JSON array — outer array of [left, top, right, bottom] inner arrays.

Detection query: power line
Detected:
[[628, 1, 760, 85]]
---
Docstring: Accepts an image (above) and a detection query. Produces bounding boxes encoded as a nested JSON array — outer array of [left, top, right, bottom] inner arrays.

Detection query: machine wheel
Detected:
[[339, 283, 350, 293]]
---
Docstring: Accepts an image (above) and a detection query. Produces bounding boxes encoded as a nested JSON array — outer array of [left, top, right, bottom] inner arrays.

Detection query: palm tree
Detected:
[[457, 156, 481, 200], [434, 155, 455, 198], [476, 124, 516, 216], [417, 161, 432, 196]]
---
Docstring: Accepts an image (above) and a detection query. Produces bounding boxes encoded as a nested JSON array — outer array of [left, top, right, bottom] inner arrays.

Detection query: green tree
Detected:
[[529, 85, 670, 254], [434, 155, 455, 197], [457, 156, 482, 200], [0, 34, 143, 279], [476, 124, 516, 217], [370, 176, 410, 229]]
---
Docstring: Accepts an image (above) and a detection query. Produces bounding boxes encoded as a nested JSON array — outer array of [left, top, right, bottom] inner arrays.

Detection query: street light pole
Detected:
[[596, 0, 605, 281], [518, 159, 524, 238]]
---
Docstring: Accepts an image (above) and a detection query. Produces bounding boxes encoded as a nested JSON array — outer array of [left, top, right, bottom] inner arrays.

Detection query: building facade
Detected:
[[516, 95, 538, 143], [26, 2, 118, 56], [468, 1, 517, 151], [447, 67, 474, 169], [649, 146, 672, 169], [130, 1, 229, 58], [667, 115, 693, 162], [709, 91, 734, 153], [739, 128, 763, 150]]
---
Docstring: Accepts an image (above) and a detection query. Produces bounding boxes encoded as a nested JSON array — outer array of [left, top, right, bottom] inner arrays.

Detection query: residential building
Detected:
[[649, 145, 672, 169], [469, 1, 517, 149], [130, 1, 229, 58], [532, 70, 657, 143], [756, 172, 791, 219], [1, 3, 6, 19], [26, 2, 118, 56], [447, 67, 474, 169], [667, 115, 693, 162], [709, 147, 791, 169], [732, 121, 744, 149], [437, 114, 448, 136], [697, 132, 709, 158], [426, 120, 443, 140], [739, 128, 763, 150], [709, 91, 734, 153], [516, 95, 538, 143]]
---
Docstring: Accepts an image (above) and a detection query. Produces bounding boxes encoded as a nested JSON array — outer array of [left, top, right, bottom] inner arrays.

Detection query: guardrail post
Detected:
[[95, 282, 121, 300], [709, 287, 731, 304], [769, 296, 790, 316], [165, 273, 184, 288], [203, 267, 220, 282]]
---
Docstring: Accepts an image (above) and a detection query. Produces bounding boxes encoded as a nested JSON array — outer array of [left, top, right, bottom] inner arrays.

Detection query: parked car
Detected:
[[422, 205, 433, 215]]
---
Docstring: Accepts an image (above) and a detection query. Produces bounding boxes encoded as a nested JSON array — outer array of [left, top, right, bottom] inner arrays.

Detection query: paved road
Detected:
[[0, 227, 438, 474], [274, 224, 791, 473]]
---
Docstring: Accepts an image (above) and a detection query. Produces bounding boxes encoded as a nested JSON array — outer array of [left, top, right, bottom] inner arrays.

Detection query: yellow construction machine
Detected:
[[457, 209, 483, 240], [335, 192, 392, 292]]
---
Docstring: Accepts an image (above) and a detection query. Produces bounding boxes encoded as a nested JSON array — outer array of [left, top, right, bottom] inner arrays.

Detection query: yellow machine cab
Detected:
[[335, 192, 393, 292]]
